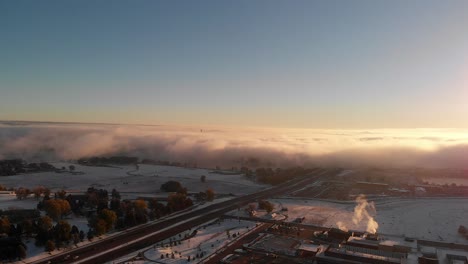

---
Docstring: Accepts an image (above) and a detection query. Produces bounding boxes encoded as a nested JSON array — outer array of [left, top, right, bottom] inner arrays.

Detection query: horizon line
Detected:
[[0, 119, 465, 131]]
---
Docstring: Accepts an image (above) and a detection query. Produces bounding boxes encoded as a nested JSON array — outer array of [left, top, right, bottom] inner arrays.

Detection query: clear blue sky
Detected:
[[1, 0, 467, 128]]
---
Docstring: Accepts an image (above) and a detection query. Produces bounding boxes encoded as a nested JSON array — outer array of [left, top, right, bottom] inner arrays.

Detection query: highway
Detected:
[[31, 167, 336, 264]]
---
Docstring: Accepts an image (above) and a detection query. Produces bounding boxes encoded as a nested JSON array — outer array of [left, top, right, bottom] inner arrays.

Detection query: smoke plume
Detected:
[[336, 221, 349, 232], [337, 195, 379, 233], [352, 195, 379, 234]]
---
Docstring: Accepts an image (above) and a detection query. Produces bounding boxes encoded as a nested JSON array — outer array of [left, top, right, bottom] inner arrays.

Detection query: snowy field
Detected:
[[0, 163, 266, 196], [235, 197, 468, 243], [3, 163, 468, 263], [116, 196, 468, 264], [110, 218, 259, 264], [0, 163, 266, 263], [0, 193, 38, 210], [0, 162, 265, 211]]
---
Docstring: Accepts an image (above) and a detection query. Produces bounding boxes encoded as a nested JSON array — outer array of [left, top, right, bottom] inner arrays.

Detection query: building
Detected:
[[297, 243, 322, 257], [446, 254, 468, 264], [316, 245, 405, 264], [327, 228, 352, 242]]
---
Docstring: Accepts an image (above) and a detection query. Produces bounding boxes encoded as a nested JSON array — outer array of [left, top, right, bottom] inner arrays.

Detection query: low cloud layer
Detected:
[[0, 121, 467, 169]]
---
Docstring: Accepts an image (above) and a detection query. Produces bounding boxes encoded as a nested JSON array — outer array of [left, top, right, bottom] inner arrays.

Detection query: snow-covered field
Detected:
[[1, 162, 265, 212], [0, 163, 265, 263], [118, 196, 468, 264], [242, 198, 468, 243], [0, 163, 266, 196], [3, 163, 468, 263], [0, 193, 37, 210]]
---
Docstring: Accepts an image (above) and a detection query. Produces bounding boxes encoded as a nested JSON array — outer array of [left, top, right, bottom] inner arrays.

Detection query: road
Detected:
[[221, 215, 329, 232], [31, 168, 336, 264], [202, 223, 272, 264]]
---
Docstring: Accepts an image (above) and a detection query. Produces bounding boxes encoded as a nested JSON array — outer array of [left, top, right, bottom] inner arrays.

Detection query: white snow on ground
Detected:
[[375, 198, 468, 243], [15, 234, 106, 264], [0, 194, 90, 231], [235, 198, 468, 243], [0, 193, 35, 210], [0, 194, 240, 264], [0, 163, 266, 196], [0, 194, 90, 233], [337, 169, 354, 177], [110, 218, 259, 264], [0, 162, 265, 264], [3, 164, 468, 262]]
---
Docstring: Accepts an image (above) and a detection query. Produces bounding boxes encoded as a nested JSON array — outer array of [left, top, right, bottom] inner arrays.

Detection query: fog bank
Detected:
[[0, 121, 467, 169]]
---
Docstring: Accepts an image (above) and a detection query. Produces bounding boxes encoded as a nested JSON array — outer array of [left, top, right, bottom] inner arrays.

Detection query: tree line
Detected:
[[0, 159, 55, 176], [0, 179, 216, 261]]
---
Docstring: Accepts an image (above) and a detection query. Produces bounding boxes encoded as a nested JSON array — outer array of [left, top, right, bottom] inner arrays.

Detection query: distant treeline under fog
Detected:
[[0, 159, 55, 176], [0, 155, 318, 187], [2, 122, 468, 169], [77, 156, 197, 168]]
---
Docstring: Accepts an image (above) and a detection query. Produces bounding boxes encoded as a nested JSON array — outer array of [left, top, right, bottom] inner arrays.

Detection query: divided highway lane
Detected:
[[32, 167, 335, 264]]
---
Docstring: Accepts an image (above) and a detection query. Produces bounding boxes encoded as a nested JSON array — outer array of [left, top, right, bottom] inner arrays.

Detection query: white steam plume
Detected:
[[336, 221, 349, 232], [352, 195, 379, 234], [335, 195, 379, 233]]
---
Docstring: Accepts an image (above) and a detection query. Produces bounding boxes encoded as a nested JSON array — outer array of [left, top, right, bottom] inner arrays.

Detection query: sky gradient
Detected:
[[1, 0, 467, 128]]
